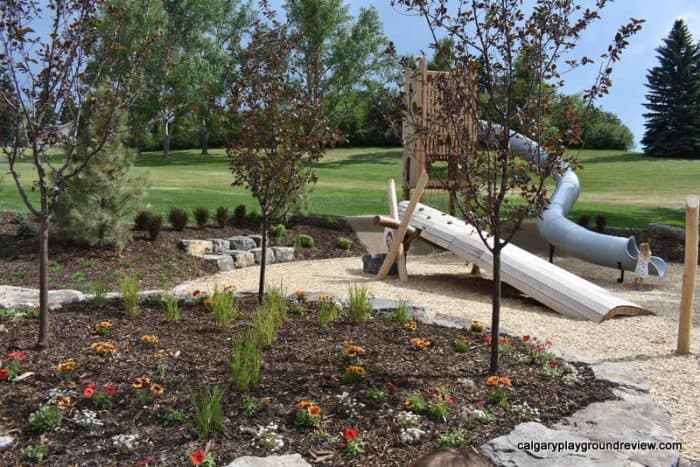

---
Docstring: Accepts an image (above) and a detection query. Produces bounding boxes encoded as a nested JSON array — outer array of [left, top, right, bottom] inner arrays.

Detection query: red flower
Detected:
[[190, 450, 206, 465], [545, 339, 553, 348], [431, 388, 440, 398], [548, 360, 557, 369], [104, 384, 117, 395], [444, 395, 455, 405], [522, 335, 530, 342], [192, 290, 201, 296], [484, 335, 492, 345], [83, 386, 95, 397], [0, 368, 8, 380], [7, 351, 25, 360], [136, 456, 154, 466], [343, 428, 359, 441]]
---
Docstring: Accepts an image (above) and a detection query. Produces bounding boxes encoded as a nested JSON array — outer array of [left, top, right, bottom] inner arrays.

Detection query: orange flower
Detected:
[[57, 360, 76, 374], [485, 376, 500, 387], [150, 384, 164, 396], [91, 341, 117, 356], [203, 298, 213, 307], [55, 396, 71, 407], [409, 337, 431, 350], [132, 376, 151, 389], [499, 377, 512, 387], [296, 400, 314, 409], [403, 321, 417, 332], [307, 405, 321, 417], [96, 321, 112, 329], [343, 341, 366, 359], [140, 335, 159, 347], [319, 294, 333, 302], [346, 365, 365, 376], [224, 284, 237, 292]]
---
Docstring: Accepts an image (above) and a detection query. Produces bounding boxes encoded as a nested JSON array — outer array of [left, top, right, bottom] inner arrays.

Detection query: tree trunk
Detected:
[[201, 118, 209, 156], [489, 242, 502, 375], [258, 215, 268, 304], [38, 213, 50, 348], [162, 119, 170, 160]]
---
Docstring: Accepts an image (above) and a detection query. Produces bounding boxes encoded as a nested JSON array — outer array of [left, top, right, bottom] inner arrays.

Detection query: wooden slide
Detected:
[[398, 201, 652, 322]]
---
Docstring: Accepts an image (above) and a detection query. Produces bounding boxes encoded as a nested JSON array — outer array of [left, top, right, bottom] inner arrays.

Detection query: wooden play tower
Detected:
[[402, 56, 478, 215]]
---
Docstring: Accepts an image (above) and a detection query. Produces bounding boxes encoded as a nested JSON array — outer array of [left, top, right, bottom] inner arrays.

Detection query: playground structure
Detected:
[[401, 57, 666, 281]]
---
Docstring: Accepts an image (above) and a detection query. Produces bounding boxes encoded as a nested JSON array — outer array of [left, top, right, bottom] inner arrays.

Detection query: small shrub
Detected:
[[404, 394, 426, 413], [193, 207, 209, 227], [92, 281, 108, 309], [146, 214, 163, 241], [28, 403, 62, 433], [295, 234, 314, 248], [251, 306, 276, 348], [230, 332, 262, 390], [191, 384, 225, 439], [233, 204, 247, 223], [348, 285, 372, 324], [246, 210, 259, 225], [215, 206, 229, 228], [454, 339, 471, 353], [318, 299, 340, 327], [17, 221, 37, 239], [21, 444, 48, 463], [210, 287, 236, 331], [270, 224, 286, 246], [240, 394, 265, 415], [162, 293, 181, 322], [336, 236, 352, 250], [168, 208, 189, 231], [134, 211, 152, 231], [163, 409, 187, 427], [120, 275, 139, 317], [326, 217, 339, 229], [368, 387, 389, 402], [392, 300, 410, 324], [436, 429, 467, 448]]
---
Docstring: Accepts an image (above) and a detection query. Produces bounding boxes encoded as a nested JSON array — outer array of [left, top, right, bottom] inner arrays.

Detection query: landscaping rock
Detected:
[[369, 297, 429, 320], [229, 250, 256, 268], [179, 239, 213, 256], [0, 286, 85, 309], [209, 239, 230, 255], [251, 248, 275, 265], [272, 247, 295, 263], [591, 362, 650, 394], [228, 235, 257, 251], [248, 234, 264, 247], [362, 253, 398, 276], [0, 435, 13, 450], [225, 454, 309, 467], [201, 254, 235, 272]]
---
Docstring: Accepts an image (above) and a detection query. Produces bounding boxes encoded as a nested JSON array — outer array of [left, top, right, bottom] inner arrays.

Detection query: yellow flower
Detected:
[[296, 400, 314, 409], [55, 396, 72, 407], [96, 321, 112, 329], [91, 342, 117, 356], [403, 321, 418, 332], [346, 365, 365, 376], [132, 376, 151, 389], [409, 337, 431, 350], [141, 335, 159, 347], [224, 284, 237, 292], [470, 320, 485, 332], [319, 294, 333, 302], [57, 360, 76, 374], [150, 384, 164, 396]]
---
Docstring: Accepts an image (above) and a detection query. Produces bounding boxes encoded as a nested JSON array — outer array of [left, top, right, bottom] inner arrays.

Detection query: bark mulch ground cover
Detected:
[[0, 212, 363, 292], [0, 293, 615, 466]]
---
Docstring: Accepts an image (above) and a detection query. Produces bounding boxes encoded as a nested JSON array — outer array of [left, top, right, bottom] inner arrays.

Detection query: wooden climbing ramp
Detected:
[[398, 202, 653, 322]]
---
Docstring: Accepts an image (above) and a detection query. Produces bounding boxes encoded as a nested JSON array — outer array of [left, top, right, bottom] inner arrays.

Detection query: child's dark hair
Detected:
[[410, 448, 494, 467]]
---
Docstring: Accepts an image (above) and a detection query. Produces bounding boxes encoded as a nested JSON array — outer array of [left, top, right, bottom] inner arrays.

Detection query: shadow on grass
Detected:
[[318, 150, 401, 169], [579, 152, 645, 164], [135, 150, 228, 168], [568, 206, 684, 229]]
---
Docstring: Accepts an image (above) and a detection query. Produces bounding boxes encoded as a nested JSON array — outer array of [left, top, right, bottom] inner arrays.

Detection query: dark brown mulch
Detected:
[[0, 212, 364, 292], [0, 298, 615, 466]]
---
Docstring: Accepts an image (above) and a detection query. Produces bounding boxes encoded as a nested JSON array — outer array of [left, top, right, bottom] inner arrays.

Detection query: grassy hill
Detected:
[[1, 147, 695, 228]]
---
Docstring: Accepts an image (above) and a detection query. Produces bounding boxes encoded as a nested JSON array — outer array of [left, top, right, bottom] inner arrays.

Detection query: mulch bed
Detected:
[[0, 296, 615, 466], [0, 212, 364, 292]]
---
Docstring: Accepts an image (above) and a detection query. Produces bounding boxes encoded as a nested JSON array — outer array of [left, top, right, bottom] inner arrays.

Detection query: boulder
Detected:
[[0, 286, 85, 310], [362, 253, 398, 276], [225, 454, 310, 467], [209, 239, 230, 255], [201, 254, 235, 271], [251, 247, 275, 265], [180, 239, 213, 256], [248, 234, 264, 247], [229, 250, 255, 268], [272, 247, 295, 263], [228, 236, 257, 251]]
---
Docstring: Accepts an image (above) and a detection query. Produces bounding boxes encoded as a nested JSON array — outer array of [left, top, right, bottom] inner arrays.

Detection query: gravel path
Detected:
[[179, 253, 700, 463]]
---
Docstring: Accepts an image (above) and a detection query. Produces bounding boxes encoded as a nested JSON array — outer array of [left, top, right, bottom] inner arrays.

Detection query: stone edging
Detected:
[[180, 235, 296, 271]]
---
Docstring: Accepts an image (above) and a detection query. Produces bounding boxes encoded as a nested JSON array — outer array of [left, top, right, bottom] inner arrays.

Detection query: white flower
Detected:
[[47, 388, 77, 401], [399, 427, 425, 443], [72, 410, 103, 429], [511, 402, 540, 422], [112, 434, 139, 450], [253, 422, 284, 454], [335, 392, 365, 418], [395, 411, 421, 428], [457, 377, 476, 392]]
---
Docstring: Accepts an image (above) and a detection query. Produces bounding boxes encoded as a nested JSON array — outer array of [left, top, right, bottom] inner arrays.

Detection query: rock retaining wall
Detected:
[[180, 235, 296, 271]]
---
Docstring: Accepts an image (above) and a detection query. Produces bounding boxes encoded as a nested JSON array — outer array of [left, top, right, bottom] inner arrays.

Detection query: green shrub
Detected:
[[233, 204, 246, 223], [193, 207, 209, 227], [336, 236, 352, 250], [28, 404, 62, 433], [162, 409, 187, 427], [348, 284, 372, 324], [161, 293, 181, 322], [326, 217, 339, 229], [404, 394, 425, 413], [246, 210, 259, 225], [168, 208, 189, 231], [17, 222, 37, 239], [318, 300, 341, 327], [270, 224, 286, 246], [240, 394, 265, 415], [134, 211, 152, 231], [436, 429, 467, 448], [393, 300, 410, 324], [230, 332, 262, 390], [454, 339, 471, 353], [21, 444, 48, 463], [120, 275, 139, 317], [296, 234, 314, 248], [210, 287, 236, 331], [191, 384, 225, 439], [92, 281, 108, 309], [147, 214, 163, 241], [215, 206, 229, 228]]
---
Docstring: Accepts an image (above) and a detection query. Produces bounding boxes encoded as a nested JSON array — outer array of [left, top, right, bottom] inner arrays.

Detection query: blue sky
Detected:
[[321, 1, 700, 149]]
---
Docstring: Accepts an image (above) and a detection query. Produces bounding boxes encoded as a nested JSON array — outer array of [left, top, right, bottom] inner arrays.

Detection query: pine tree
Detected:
[[53, 117, 147, 249], [642, 19, 700, 157]]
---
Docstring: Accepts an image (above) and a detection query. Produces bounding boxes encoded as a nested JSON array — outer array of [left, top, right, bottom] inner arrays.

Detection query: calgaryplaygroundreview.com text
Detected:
[[517, 440, 683, 454]]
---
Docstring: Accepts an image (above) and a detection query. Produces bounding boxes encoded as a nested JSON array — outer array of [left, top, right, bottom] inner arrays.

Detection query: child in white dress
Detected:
[[634, 243, 651, 290]]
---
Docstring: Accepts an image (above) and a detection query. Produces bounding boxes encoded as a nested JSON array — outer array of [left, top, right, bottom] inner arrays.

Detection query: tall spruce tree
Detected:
[[642, 19, 700, 157]]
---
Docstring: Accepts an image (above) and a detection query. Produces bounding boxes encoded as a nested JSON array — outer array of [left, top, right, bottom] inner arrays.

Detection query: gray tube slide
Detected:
[[478, 122, 666, 278]]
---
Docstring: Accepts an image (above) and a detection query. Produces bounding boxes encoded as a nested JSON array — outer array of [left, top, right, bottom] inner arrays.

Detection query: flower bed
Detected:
[[0, 293, 614, 465]]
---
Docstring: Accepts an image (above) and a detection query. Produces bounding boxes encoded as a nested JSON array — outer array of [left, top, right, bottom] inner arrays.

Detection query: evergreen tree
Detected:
[[53, 115, 147, 249], [642, 19, 700, 157]]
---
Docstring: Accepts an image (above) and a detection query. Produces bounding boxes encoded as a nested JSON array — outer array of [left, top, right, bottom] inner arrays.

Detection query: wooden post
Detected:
[[387, 179, 408, 282], [377, 172, 428, 280], [677, 195, 698, 354]]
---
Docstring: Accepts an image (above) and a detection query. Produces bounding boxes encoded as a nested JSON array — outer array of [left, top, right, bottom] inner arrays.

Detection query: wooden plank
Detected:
[[387, 179, 408, 282], [377, 172, 428, 280], [677, 195, 698, 354]]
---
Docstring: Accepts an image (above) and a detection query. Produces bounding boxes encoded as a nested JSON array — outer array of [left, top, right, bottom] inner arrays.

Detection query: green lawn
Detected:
[[1, 147, 696, 228]]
